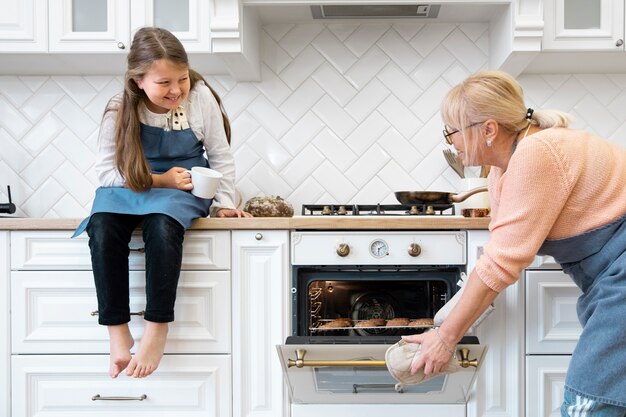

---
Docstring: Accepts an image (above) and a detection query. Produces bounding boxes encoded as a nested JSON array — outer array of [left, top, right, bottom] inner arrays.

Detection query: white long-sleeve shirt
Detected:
[[94, 81, 237, 216]]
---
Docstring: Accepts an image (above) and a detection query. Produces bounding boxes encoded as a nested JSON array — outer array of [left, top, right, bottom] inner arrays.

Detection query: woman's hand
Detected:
[[402, 328, 455, 377], [216, 208, 253, 218], [152, 167, 192, 190]]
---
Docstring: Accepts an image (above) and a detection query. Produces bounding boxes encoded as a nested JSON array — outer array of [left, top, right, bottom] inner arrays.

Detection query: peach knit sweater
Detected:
[[475, 127, 626, 293]]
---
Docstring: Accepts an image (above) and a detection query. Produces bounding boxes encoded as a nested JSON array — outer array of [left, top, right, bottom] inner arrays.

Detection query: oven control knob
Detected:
[[336, 243, 350, 257], [408, 243, 421, 257]]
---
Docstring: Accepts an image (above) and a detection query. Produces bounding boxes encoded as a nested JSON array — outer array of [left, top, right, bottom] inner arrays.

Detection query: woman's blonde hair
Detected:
[[106, 27, 231, 192], [441, 70, 569, 161]]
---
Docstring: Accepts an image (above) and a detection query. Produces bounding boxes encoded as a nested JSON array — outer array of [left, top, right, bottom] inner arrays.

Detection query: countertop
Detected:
[[0, 216, 490, 230]]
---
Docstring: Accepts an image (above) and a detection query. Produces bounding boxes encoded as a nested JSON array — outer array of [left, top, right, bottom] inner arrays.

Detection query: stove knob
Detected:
[[408, 243, 421, 257], [336, 243, 350, 257]]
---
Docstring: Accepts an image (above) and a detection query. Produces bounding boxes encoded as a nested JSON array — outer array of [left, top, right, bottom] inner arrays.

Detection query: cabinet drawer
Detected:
[[12, 354, 231, 417], [526, 355, 569, 417], [526, 270, 582, 354], [10, 230, 230, 270], [12, 271, 231, 354]]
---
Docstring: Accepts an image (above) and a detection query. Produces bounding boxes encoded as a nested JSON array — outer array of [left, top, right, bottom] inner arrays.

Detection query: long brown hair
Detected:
[[107, 27, 231, 192]]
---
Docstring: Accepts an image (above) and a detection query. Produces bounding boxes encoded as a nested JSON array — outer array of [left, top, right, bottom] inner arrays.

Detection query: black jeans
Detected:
[[86, 213, 185, 325]]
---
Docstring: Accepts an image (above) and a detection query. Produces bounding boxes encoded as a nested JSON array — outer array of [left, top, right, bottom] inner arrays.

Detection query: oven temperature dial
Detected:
[[369, 239, 389, 258]]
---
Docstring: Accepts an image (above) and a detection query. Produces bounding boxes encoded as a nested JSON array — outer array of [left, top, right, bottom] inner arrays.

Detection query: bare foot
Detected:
[[108, 324, 134, 378], [126, 322, 168, 378]]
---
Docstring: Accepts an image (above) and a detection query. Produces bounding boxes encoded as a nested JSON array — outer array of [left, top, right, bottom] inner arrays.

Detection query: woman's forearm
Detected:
[[437, 270, 499, 346]]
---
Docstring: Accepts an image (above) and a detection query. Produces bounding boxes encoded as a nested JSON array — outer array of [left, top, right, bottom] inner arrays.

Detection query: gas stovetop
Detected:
[[301, 203, 455, 216]]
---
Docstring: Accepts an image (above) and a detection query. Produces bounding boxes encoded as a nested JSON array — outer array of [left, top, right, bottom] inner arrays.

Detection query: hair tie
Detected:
[[525, 108, 534, 120]]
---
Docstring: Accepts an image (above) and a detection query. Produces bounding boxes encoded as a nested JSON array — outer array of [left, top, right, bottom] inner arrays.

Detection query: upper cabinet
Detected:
[[48, 0, 210, 52], [0, 0, 47, 52], [543, 0, 625, 50], [0, 0, 258, 80], [49, 0, 130, 52]]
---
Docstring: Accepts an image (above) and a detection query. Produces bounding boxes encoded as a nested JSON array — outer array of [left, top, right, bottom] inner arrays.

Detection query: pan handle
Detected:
[[449, 186, 488, 203]]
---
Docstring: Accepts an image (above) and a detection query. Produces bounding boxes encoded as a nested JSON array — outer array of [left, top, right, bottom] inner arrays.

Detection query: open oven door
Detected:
[[276, 336, 487, 405]]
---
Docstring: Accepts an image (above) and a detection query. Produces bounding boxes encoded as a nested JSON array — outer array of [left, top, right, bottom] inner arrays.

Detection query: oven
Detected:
[[277, 226, 489, 417]]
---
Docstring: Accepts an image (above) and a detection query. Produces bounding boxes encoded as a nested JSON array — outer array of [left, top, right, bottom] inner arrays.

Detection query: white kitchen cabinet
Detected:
[[11, 270, 231, 354], [466, 230, 525, 417], [231, 230, 289, 417], [526, 355, 569, 417], [9, 229, 233, 417], [0, 232, 9, 417], [130, 0, 211, 52], [12, 354, 231, 417], [48, 0, 210, 52], [11, 230, 230, 270], [525, 264, 581, 417], [543, 0, 625, 50], [525, 270, 582, 355], [0, 0, 47, 51]]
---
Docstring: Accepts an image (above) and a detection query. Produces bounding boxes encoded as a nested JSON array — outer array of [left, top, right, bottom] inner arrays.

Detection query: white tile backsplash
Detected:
[[2, 21, 626, 218]]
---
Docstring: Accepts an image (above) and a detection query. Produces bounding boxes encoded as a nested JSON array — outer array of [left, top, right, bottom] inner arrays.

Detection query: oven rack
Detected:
[[310, 319, 435, 331], [309, 325, 435, 331]]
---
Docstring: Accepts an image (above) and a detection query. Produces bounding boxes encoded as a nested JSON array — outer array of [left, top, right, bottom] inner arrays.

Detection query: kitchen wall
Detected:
[[2, 22, 626, 218]]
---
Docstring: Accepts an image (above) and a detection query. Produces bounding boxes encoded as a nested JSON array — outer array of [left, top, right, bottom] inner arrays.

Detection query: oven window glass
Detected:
[[314, 367, 446, 394], [296, 269, 459, 336]]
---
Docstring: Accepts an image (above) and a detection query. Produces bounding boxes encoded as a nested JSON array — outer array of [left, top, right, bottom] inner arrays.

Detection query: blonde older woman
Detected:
[[403, 70, 626, 417]]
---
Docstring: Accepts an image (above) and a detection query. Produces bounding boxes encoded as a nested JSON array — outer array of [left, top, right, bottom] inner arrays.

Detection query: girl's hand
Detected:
[[216, 208, 253, 218], [153, 167, 192, 190], [402, 329, 455, 377]]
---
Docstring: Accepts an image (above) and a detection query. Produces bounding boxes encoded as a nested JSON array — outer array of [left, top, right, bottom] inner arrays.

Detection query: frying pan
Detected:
[[395, 186, 488, 205]]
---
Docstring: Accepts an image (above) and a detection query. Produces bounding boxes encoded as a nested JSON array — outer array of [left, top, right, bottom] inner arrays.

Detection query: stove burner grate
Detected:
[[301, 203, 455, 216]]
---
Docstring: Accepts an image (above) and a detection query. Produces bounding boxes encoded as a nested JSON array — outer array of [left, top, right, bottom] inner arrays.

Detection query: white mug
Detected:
[[186, 167, 222, 199]]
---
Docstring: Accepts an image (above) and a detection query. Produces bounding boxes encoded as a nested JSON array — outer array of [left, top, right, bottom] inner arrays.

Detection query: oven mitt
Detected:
[[385, 338, 460, 391], [433, 272, 494, 328]]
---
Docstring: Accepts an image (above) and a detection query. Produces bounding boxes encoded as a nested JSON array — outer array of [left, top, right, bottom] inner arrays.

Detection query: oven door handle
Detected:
[[287, 348, 478, 368]]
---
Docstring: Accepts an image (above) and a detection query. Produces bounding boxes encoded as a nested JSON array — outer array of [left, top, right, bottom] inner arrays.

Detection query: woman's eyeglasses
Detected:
[[442, 122, 484, 145]]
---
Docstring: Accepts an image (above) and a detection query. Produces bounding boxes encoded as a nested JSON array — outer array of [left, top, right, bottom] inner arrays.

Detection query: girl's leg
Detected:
[[561, 389, 626, 417], [107, 324, 135, 378], [126, 214, 184, 378], [86, 213, 142, 378]]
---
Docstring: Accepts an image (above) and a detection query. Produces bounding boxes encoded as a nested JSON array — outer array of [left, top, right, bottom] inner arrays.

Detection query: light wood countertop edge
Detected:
[[0, 216, 491, 230]]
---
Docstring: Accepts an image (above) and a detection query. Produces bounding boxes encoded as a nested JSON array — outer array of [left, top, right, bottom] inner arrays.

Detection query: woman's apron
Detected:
[[73, 123, 212, 237], [538, 212, 626, 406]]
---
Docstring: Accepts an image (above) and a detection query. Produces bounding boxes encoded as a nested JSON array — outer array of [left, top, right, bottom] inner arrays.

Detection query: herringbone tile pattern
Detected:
[[1, 22, 626, 217]]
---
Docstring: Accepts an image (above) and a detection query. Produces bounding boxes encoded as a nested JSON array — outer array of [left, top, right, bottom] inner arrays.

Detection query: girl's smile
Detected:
[[136, 59, 190, 114]]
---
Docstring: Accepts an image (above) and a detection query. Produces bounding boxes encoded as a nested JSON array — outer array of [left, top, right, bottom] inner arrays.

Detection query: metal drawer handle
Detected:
[[92, 394, 147, 401], [129, 247, 145, 253], [287, 348, 478, 368], [91, 310, 145, 316]]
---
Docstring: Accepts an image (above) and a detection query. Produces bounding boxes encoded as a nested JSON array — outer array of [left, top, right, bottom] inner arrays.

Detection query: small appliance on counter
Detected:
[[0, 186, 16, 214]]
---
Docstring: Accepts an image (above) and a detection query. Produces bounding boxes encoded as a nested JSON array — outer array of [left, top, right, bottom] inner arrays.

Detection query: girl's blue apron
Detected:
[[538, 212, 626, 406], [73, 123, 212, 237]]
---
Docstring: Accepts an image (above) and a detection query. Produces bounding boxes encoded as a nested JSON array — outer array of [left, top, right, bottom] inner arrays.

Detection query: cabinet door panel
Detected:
[[49, 0, 131, 52], [11, 270, 231, 354], [232, 231, 288, 417], [0, 0, 47, 51], [543, 0, 624, 50], [130, 0, 210, 52], [526, 355, 569, 417], [11, 230, 230, 270], [0, 232, 9, 417], [526, 270, 582, 354], [12, 354, 231, 417]]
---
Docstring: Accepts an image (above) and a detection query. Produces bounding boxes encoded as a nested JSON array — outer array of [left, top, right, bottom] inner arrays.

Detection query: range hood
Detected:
[[310, 4, 441, 19]]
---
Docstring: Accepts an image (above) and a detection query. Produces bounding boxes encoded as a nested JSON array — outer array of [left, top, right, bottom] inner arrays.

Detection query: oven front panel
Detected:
[[277, 343, 486, 404], [291, 231, 466, 265]]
